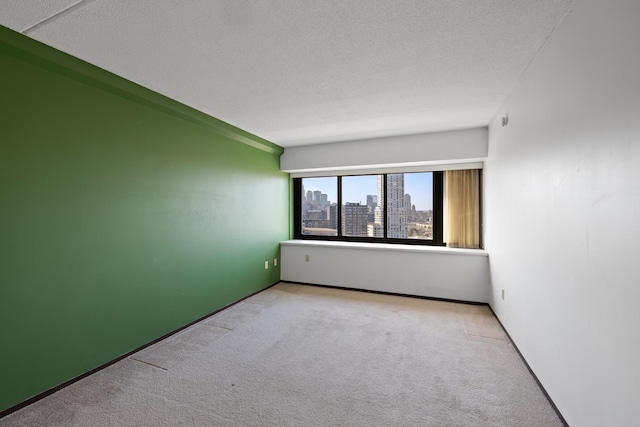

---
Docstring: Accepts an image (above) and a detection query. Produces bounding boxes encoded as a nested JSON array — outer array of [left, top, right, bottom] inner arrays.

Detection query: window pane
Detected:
[[403, 172, 433, 240], [342, 175, 382, 237], [301, 177, 337, 236]]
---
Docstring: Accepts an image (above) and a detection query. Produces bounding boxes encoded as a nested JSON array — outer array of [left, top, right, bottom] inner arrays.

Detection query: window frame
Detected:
[[293, 171, 445, 246]]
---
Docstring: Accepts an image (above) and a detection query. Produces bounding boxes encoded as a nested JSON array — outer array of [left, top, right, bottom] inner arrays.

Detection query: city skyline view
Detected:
[[302, 172, 433, 211], [301, 173, 434, 240]]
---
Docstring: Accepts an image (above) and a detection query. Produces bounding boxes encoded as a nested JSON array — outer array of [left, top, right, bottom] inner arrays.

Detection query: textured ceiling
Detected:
[[0, 0, 575, 147]]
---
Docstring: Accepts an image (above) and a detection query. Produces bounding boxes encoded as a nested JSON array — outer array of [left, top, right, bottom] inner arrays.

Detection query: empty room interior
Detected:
[[1, 1, 638, 426]]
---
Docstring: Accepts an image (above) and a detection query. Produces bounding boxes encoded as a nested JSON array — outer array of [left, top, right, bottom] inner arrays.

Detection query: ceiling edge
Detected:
[[0, 25, 283, 155]]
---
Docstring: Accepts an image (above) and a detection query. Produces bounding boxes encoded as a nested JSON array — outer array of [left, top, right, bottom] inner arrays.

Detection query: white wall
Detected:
[[281, 127, 487, 173], [281, 241, 490, 303], [485, 0, 640, 425], [281, 122, 490, 304]]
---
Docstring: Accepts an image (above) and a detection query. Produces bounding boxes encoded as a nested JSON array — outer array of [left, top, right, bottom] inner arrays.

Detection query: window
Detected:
[[403, 172, 433, 240], [301, 177, 337, 236], [341, 175, 380, 237], [294, 169, 481, 248]]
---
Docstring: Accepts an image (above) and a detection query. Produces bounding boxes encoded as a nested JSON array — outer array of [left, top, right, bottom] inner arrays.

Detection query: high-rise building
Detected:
[[343, 202, 368, 236], [366, 194, 377, 222], [366, 194, 377, 210], [404, 194, 414, 222], [367, 223, 384, 238], [380, 174, 407, 238], [320, 193, 328, 210], [404, 194, 411, 212], [374, 176, 385, 227], [329, 204, 338, 230]]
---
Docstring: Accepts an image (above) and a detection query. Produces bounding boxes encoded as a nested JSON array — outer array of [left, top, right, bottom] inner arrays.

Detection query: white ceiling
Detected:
[[0, 0, 575, 147]]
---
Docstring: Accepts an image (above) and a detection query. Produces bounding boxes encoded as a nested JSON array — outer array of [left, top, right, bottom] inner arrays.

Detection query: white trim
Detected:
[[280, 239, 488, 257], [281, 128, 488, 173], [290, 160, 484, 178]]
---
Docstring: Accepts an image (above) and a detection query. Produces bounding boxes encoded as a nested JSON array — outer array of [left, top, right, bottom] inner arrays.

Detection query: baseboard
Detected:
[[0, 281, 280, 419], [281, 280, 488, 306], [285, 280, 568, 426], [487, 306, 569, 427], [2, 281, 568, 426]]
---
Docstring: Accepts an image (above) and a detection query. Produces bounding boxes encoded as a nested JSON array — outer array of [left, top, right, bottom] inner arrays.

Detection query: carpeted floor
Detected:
[[0, 282, 563, 426]]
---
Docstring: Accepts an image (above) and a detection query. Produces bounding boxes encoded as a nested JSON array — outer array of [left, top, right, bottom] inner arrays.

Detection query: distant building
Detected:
[[382, 174, 407, 238], [302, 209, 332, 232], [368, 223, 384, 238], [343, 202, 368, 236], [302, 188, 333, 232], [366, 194, 377, 222], [320, 193, 328, 210], [329, 204, 338, 230], [366, 194, 377, 210]]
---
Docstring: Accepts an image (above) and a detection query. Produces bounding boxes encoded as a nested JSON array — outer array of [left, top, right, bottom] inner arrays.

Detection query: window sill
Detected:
[[280, 240, 488, 257]]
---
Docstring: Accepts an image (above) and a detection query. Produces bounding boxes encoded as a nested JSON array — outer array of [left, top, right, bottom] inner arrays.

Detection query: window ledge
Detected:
[[280, 240, 488, 257]]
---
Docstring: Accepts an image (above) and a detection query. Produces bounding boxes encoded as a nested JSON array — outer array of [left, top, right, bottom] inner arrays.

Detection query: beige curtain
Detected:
[[444, 170, 480, 249]]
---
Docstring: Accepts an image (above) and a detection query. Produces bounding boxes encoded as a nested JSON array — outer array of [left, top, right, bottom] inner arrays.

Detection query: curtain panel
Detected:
[[444, 169, 480, 249]]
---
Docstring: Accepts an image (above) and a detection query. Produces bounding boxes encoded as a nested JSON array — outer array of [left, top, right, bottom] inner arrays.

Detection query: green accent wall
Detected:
[[0, 26, 289, 412]]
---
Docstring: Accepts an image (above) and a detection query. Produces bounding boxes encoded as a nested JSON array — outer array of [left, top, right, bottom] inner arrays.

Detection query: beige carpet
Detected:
[[0, 282, 563, 426]]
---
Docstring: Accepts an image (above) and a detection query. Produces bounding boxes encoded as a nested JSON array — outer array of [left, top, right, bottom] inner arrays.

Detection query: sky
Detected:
[[303, 173, 433, 211]]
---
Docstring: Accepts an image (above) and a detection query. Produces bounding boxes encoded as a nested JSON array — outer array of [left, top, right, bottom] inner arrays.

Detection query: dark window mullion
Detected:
[[337, 176, 343, 238], [293, 178, 302, 238], [433, 171, 444, 245], [478, 169, 483, 249], [383, 174, 388, 240]]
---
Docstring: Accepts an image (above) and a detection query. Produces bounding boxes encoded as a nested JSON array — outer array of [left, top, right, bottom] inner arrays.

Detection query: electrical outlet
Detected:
[[274, 258, 278, 267], [501, 289, 505, 300], [305, 254, 310, 262], [264, 261, 269, 270]]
